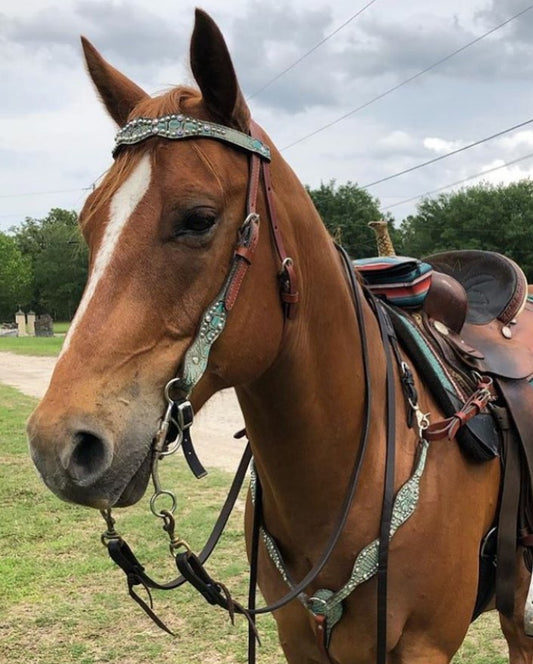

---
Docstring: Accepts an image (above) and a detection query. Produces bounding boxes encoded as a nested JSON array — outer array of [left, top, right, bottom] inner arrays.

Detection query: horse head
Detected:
[[27, 10, 306, 510]]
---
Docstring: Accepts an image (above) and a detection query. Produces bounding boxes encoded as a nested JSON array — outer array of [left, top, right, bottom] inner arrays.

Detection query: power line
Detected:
[[281, 3, 533, 152], [0, 187, 91, 199], [362, 116, 533, 189], [382, 150, 533, 211], [247, 0, 381, 100], [0, 168, 107, 215]]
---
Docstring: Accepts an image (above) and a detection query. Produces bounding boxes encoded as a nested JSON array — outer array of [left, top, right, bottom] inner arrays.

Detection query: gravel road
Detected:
[[0, 351, 246, 472]]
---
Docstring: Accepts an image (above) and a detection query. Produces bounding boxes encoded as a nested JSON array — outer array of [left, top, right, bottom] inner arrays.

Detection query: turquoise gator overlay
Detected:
[[176, 299, 228, 395], [317, 439, 429, 615], [250, 438, 430, 644], [114, 114, 271, 160]]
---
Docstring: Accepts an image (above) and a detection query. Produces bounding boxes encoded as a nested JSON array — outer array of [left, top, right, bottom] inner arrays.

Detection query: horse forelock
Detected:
[[81, 87, 204, 230], [130, 86, 203, 119]]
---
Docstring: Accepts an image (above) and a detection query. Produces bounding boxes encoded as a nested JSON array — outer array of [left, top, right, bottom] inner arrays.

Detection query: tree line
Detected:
[[2, 179, 533, 322], [0, 208, 87, 321]]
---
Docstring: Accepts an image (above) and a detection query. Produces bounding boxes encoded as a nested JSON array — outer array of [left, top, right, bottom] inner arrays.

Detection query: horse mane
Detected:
[[81, 86, 203, 230], [132, 85, 203, 118]]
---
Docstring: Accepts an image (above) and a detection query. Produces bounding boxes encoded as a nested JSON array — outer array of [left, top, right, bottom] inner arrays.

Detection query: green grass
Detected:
[[0, 321, 69, 356], [0, 383, 284, 663], [0, 335, 65, 356], [52, 321, 70, 334], [0, 382, 510, 662]]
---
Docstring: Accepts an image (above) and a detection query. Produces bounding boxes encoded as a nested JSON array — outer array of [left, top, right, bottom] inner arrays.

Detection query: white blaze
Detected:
[[61, 154, 152, 355]]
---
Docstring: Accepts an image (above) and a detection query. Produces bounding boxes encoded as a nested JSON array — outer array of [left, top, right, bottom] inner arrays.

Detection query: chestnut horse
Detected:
[[27, 9, 533, 664]]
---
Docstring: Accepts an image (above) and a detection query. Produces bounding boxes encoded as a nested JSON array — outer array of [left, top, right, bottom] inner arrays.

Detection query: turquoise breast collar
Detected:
[[113, 114, 271, 160]]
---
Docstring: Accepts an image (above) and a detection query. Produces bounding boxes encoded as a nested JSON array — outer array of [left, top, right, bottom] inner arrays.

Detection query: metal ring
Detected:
[[308, 596, 328, 608], [159, 428, 183, 457], [150, 489, 178, 517], [164, 377, 183, 402], [281, 257, 294, 269], [159, 432, 183, 457]]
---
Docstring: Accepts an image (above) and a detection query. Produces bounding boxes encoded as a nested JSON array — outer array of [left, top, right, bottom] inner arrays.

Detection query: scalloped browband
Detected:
[[113, 114, 271, 160]]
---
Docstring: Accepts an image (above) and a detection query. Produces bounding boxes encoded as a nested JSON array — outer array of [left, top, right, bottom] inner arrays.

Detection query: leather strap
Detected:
[[106, 444, 253, 606], [249, 121, 299, 318], [224, 213, 261, 312], [181, 428, 207, 478], [373, 302, 398, 664], [495, 407, 520, 618], [424, 377, 494, 442], [245, 245, 373, 615], [246, 152, 261, 215], [313, 615, 337, 664], [247, 456, 262, 663], [496, 378, 533, 617]]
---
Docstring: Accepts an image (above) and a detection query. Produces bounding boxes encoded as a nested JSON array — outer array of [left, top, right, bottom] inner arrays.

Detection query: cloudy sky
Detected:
[[2, 0, 533, 232]]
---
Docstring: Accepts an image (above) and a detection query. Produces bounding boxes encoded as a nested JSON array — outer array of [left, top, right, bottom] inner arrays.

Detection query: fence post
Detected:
[[15, 309, 27, 337], [27, 310, 36, 337]]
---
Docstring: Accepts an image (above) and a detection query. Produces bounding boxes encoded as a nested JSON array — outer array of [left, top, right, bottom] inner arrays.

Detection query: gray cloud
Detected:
[[231, 0, 533, 114], [228, 1, 339, 111], [0, 1, 187, 73]]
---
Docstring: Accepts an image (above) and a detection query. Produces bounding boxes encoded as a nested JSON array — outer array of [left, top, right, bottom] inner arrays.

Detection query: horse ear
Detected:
[[190, 9, 250, 131], [81, 37, 149, 127]]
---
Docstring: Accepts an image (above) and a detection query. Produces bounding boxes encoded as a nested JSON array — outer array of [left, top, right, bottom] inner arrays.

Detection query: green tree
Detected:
[[400, 181, 533, 279], [307, 180, 396, 258], [12, 209, 88, 320], [0, 232, 32, 321]]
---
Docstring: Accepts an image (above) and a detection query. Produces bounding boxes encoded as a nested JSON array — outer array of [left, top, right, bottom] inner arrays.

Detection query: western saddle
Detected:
[[401, 248, 533, 631], [366, 222, 533, 631]]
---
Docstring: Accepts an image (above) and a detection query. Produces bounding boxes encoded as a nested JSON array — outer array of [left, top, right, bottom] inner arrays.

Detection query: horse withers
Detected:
[[27, 9, 533, 663]]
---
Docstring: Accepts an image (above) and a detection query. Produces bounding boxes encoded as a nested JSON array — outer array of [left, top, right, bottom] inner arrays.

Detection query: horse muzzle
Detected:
[[27, 409, 154, 509]]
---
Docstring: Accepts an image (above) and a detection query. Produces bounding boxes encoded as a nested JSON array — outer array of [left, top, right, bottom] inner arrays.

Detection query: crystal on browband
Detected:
[[113, 114, 271, 160]]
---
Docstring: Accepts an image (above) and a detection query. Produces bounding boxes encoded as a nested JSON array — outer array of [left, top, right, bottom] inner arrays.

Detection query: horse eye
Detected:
[[176, 208, 217, 237]]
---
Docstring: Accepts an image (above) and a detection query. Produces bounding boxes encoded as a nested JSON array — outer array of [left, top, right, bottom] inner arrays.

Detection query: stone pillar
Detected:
[[27, 310, 36, 337], [15, 309, 27, 336]]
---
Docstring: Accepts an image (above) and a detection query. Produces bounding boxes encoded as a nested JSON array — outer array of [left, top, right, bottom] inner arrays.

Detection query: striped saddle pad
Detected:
[[352, 256, 433, 308]]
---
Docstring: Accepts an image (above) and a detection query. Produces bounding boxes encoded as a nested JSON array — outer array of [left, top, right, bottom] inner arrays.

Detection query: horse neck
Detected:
[[236, 162, 388, 548]]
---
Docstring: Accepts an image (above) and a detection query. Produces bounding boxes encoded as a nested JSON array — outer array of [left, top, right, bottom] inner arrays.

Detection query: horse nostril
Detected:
[[65, 431, 113, 485]]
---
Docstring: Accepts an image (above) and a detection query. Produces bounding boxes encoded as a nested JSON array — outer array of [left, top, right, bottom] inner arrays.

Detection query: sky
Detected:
[[2, 0, 533, 232]]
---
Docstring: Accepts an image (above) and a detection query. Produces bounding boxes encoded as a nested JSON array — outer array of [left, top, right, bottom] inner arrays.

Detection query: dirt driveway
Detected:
[[0, 351, 246, 473]]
